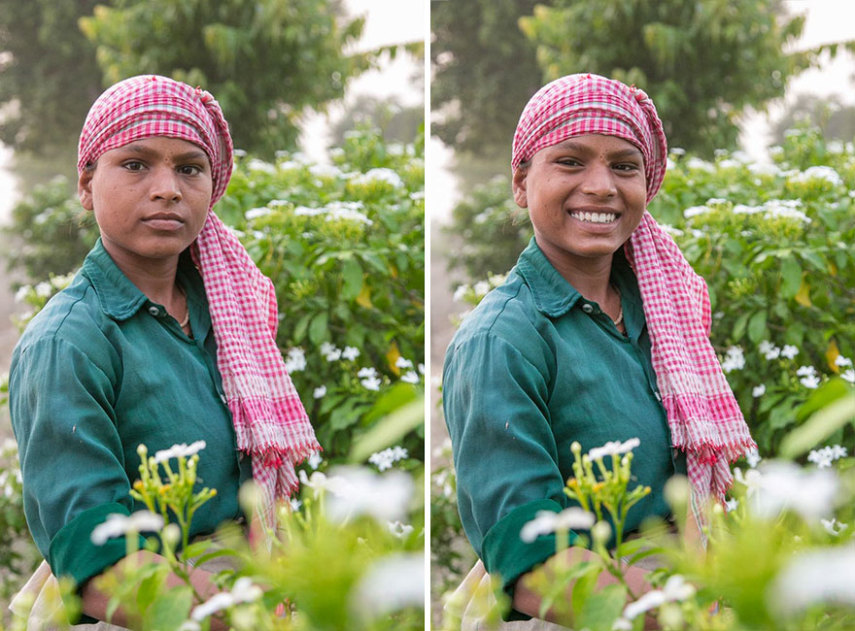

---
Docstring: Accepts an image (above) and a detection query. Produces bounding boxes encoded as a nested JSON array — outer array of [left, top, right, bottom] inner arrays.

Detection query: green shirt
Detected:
[[443, 238, 685, 607], [10, 240, 252, 588]]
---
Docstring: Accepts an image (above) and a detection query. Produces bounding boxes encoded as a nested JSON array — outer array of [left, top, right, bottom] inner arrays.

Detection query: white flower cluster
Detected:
[[808, 445, 847, 469], [613, 575, 696, 629], [721, 346, 745, 373], [190, 577, 263, 623], [796, 365, 820, 389], [352, 167, 404, 189], [358, 367, 382, 391], [770, 545, 855, 616], [520, 508, 595, 543], [299, 466, 413, 524], [735, 461, 839, 521], [396, 357, 421, 384], [284, 347, 307, 372], [835, 355, 855, 384], [369, 446, 409, 472], [91, 511, 164, 545], [788, 165, 843, 187], [153, 440, 206, 464], [295, 201, 372, 225], [587, 437, 640, 461], [351, 552, 423, 617]]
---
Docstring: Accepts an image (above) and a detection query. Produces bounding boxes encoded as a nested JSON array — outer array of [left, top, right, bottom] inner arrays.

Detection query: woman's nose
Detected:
[[150, 167, 183, 202], [580, 163, 616, 197]]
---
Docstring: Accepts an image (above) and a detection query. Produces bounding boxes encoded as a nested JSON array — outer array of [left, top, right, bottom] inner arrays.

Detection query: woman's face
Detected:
[[512, 134, 647, 273], [78, 136, 213, 273]]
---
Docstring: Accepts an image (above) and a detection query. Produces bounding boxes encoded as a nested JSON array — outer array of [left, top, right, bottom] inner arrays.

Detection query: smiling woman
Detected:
[[441, 73, 756, 629], [8, 75, 320, 630]]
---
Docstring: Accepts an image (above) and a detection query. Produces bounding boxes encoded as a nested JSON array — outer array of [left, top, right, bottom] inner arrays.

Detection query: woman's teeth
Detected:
[[572, 211, 617, 224]]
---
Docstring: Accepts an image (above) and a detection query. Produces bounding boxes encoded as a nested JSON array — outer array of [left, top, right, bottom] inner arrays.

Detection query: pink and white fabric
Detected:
[[512, 73, 755, 515], [78, 75, 320, 524]]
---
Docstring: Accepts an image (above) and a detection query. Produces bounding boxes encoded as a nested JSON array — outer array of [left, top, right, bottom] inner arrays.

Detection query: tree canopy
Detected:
[[80, 0, 370, 158], [0, 0, 376, 164], [431, 0, 844, 160]]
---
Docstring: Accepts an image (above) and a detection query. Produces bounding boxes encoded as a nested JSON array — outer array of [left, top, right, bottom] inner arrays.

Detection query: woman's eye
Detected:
[[122, 161, 145, 171], [178, 165, 202, 176], [614, 163, 641, 172], [557, 158, 581, 167]]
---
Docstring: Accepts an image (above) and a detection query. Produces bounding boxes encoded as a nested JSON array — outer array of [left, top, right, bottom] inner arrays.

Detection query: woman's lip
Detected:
[[142, 217, 184, 230]]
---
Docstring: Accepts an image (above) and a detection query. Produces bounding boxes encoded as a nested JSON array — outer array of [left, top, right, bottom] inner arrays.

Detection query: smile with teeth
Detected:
[[570, 210, 618, 224]]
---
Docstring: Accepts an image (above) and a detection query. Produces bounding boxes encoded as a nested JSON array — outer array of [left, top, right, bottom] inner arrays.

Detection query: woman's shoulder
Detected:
[[448, 269, 549, 353], [14, 272, 110, 356]]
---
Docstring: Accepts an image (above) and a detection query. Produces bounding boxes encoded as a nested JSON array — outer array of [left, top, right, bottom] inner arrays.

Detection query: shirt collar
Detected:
[[81, 239, 149, 321], [515, 238, 583, 317], [80, 240, 205, 323]]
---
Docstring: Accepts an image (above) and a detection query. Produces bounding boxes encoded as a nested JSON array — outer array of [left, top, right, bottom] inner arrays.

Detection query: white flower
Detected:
[[322, 344, 342, 361], [759, 341, 781, 360], [520, 508, 596, 543], [769, 545, 855, 615], [821, 518, 847, 536], [289, 498, 302, 512], [587, 437, 641, 461], [361, 376, 382, 391], [153, 440, 206, 464], [244, 207, 272, 220], [788, 165, 843, 187], [285, 347, 307, 372], [247, 158, 275, 174], [14, 285, 30, 303], [752, 384, 766, 398], [842, 369, 855, 384], [353, 167, 404, 189], [388, 520, 414, 538], [230, 577, 263, 603], [834, 356, 852, 367], [473, 281, 490, 296], [452, 284, 469, 302], [369, 446, 408, 472], [808, 445, 847, 469], [91, 511, 164, 545], [357, 367, 377, 379], [801, 375, 820, 389], [401, 371, 419, 384], [308, 451, 323, 470], [622, 575, 695, 620], [725, 498, 739, 512], [34, 282, 52, 298], [781, 345, 799, 359], [313, 385, 327, 399], [178, 621, 201, 631], [324, 466, 413, 523], [191, 593, 234, 621], [395, 357, 414, 369], [721, 346, 745, 373], [342, 346, 360, 361], [745, 448, 762, 469], [749, 461, 838, 521], [351, 552, 423, 617]]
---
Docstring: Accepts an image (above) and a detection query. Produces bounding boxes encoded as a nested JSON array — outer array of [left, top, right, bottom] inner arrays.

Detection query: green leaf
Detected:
[[308, 311, 329, 345], [350, 396, 424, 463], [145, 585, 193, 631], [732, 311, 750, 341], [576, 583, 626, 630], [341, 257, 364, 301], [747, 310, 767, 344], [780, 383, 855, 458], [780, 257, 802, 298]]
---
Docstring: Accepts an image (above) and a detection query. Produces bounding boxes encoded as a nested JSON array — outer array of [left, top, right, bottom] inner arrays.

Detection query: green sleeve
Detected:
[[10, 336, 144, 586], [443, 332, 576, 602]]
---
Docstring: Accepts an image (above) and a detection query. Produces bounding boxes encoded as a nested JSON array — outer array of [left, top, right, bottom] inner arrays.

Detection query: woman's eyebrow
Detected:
[[551, 140, 643, 160], [121, 143, 209, 163]]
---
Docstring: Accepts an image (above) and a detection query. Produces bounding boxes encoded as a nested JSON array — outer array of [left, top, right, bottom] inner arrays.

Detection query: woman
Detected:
[[442, 73, 755, 627], [10, 75, 320, 629]]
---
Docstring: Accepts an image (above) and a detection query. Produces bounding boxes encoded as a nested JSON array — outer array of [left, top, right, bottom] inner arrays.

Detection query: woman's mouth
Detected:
[[569, 210, 618, 224]]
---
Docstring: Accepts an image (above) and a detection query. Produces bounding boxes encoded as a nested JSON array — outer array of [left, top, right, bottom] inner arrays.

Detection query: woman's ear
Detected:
[[512, 167, 528, 209], [78, 168, 95, 211]]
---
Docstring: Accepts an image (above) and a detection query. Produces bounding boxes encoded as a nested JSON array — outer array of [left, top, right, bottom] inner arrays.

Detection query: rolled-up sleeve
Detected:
[[443, 331, 577, 597], [10, 336, 145, 587]]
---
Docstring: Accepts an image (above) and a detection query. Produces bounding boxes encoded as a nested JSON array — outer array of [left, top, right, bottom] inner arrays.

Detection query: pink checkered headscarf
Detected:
[[79, 75, 320, 523], [513, 74, 755, 515]]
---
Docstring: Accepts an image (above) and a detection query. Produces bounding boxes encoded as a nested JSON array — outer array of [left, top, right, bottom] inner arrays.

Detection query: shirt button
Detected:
[[148, 306, 160, 317], [581, 304, 594, 314]]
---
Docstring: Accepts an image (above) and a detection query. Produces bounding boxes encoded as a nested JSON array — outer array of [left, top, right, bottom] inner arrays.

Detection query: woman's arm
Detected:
[[80, 550, 228, 631]]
